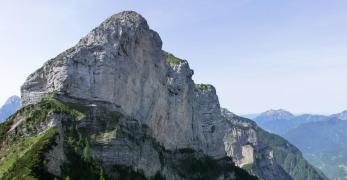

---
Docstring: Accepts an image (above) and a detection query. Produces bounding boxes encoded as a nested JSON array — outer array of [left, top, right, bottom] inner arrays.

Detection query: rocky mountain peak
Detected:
[[21, 10, 225, 158], [108, 11, 148, 28], [13, 11, 327, 180], [78, 11, 161, 49]]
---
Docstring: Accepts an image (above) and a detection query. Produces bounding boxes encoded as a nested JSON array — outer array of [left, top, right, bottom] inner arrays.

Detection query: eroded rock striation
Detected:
[[0, 11, 326, 180]]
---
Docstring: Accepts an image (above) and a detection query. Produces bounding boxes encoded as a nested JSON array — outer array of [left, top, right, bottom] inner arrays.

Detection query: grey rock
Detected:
[[19, 11, 326, 180]]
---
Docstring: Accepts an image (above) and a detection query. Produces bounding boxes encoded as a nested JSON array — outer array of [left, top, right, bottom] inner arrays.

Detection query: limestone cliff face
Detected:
[[222, 109, 292, 180], [18, 11, 326, 180], [21, 11, 226, 158]]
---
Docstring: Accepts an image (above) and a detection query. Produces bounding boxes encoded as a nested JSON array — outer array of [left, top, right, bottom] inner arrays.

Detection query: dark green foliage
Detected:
[[7, 97, 88, 135], [0, 97, 90, 179], [1, 97, 257, 180], [195, 84, 213, 90], [108, 165, 147, 180], [2, 128, 58, 180], [83, 138, 91, 161], [0, 119, 13, 145], [60, 103, 121, 180], [165, 149, 257, 180], [62, 145, 106, 180], [305, 148, 347, 179]]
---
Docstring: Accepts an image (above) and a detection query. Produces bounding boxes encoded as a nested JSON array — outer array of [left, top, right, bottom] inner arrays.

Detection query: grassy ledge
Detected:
[[0, 97, 91, 179], [164, 51, 183, 65], [1, 128, 58, 179]]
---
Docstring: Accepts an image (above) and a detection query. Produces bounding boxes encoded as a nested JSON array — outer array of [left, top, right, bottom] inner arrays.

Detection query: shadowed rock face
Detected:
[[18, 11, 327, 180]]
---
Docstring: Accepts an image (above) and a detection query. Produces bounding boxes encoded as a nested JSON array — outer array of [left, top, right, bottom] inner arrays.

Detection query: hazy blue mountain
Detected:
[[253, 109, 347, 180], [284, 118, 347, 153], [0, 96, 21, 122], [330, 110, 347, 120], [253, 109, 330, 135], [253, 109, 295, 135]]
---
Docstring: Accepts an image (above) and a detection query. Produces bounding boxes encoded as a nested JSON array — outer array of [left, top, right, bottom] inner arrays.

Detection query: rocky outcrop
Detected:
[[14, 11, 327, 180], [222, 109, 292, 180], [222, 109, 328, 180]]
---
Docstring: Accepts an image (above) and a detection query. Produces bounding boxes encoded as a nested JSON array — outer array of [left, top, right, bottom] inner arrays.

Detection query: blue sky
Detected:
[[0, 0, 347, 114]]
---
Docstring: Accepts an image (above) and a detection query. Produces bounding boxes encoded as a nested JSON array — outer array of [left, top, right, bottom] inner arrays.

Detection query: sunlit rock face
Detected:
[[21, 11, 225, 158], [20, 11, 327, 180]]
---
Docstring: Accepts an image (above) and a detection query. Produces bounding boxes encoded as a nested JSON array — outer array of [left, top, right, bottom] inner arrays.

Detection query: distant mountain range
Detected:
[[244, 109, 347, 180], [330, 110, 347, 120], [249, 109, 331, 135], [284, 118, 347, 153], [0, 96, 20, 122]]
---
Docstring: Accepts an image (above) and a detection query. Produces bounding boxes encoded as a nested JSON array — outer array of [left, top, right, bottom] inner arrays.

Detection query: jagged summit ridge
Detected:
[[79, 11, 161, 48]]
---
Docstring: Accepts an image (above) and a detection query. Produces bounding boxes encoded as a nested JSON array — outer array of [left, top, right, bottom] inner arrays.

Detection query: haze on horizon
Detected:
[[0, 0, 346, 115]]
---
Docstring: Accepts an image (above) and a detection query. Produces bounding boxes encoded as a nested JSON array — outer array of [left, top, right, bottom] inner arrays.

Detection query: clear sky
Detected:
[[0, 0, 347, 115]]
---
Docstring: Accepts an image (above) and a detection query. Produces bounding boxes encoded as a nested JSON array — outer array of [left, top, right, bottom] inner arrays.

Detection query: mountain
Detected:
[[221, 109, 327, 180], [284, 118, 347, 153], [253, 109, 330, 135], [252, 109, 347, 180], [0, 11, 326, 180], [304, 148, 347, 180], [283, 119, 347, 180], [253, 109, 294, 135], [330, 110, 347, 120], [255, 109, 295, 122], [0, 96, 20, 122]]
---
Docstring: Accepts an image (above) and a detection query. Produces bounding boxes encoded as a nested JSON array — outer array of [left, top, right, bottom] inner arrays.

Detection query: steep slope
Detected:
[[0, 96, 20, 122], [283, 119, 347, 180], [0, 97, 255, 179], [254, 109, 347, 180], [305, 148, 347, 180], [222, 109, 327, 180], [284, 118, 347, 153], [0, 11, 326, 180]]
